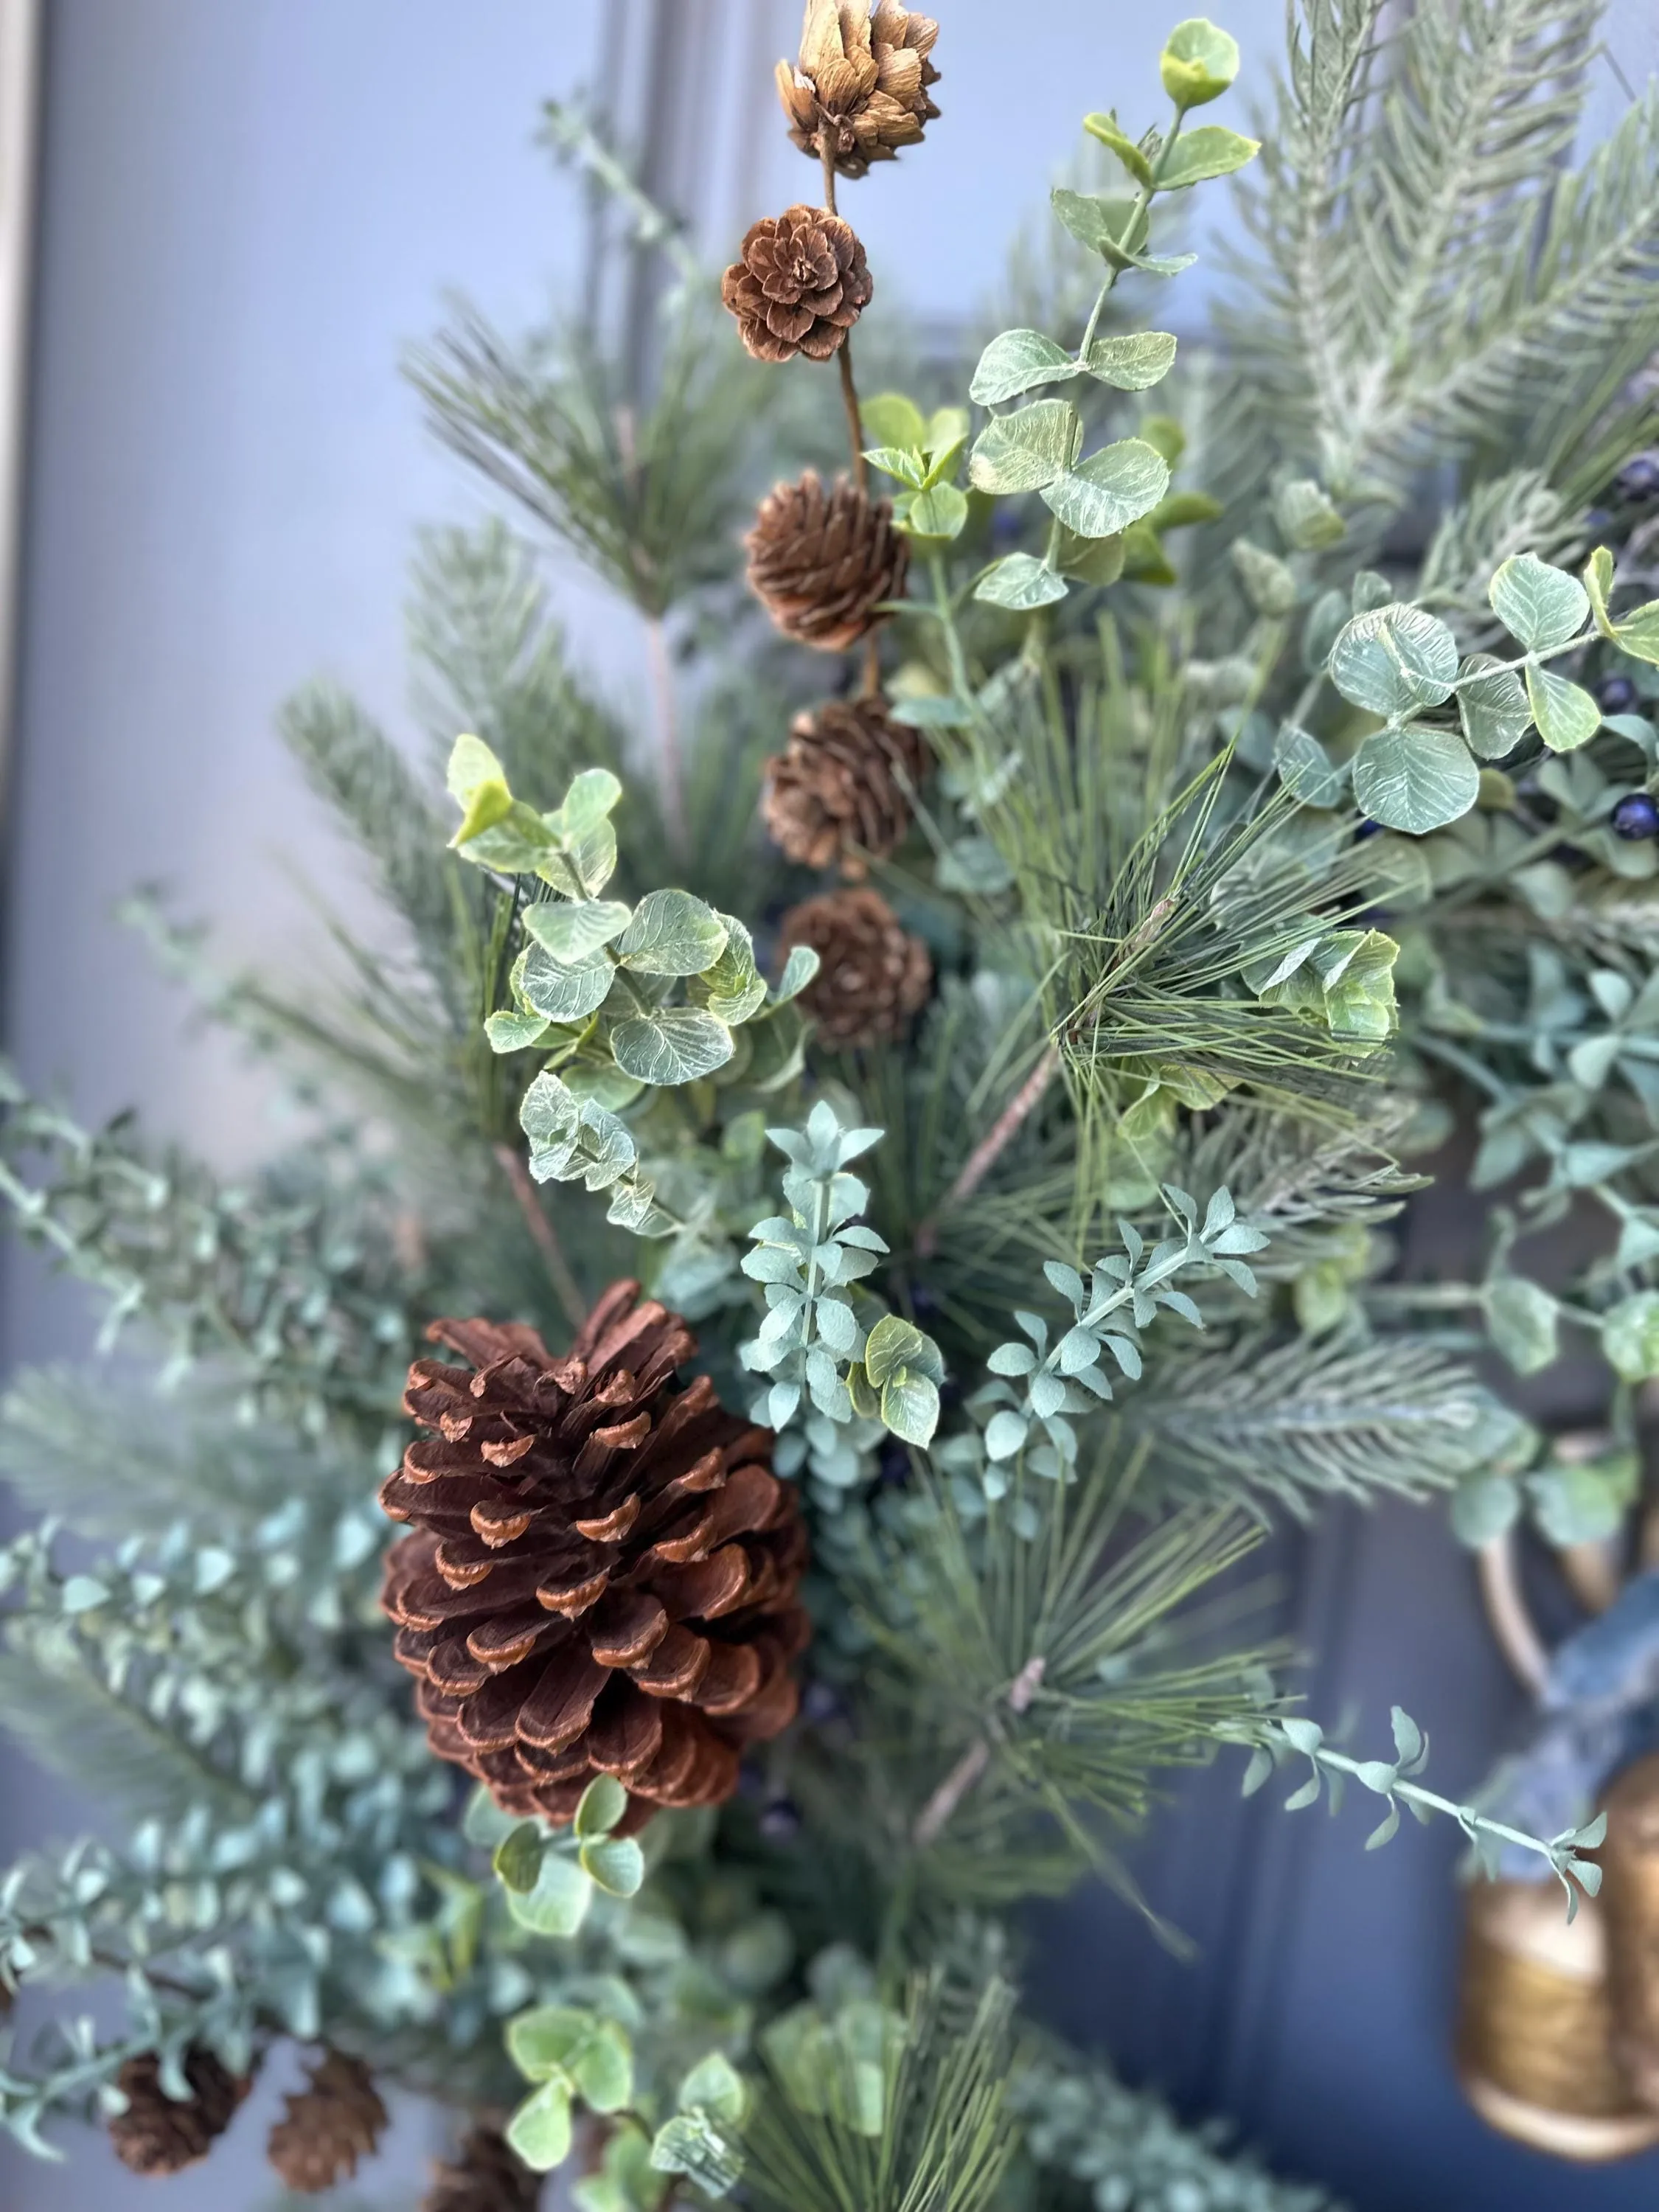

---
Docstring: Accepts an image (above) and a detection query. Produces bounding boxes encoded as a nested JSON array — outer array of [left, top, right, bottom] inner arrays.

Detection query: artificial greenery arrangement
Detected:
[[5, 1, 1659, 2204]]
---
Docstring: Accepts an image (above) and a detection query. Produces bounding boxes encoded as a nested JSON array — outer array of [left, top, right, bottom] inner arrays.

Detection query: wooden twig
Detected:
[[914, 1046, 1061, 1259], [912, 1658, 1046, 1848], [494, 1141, 588, 1335]]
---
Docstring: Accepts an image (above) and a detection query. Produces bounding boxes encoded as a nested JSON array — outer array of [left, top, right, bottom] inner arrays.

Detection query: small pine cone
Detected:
[[382, 1283, 810, 1831], [267, 2049, 388, 2194], [722, 205, 872, 365], [422, 2121, 542, 2212], [762, 696, 928, 876], [778, 886, 931, 1046], [747, 471, 908, 651], [108, 2048, 250, 2177], [777, 1, 941, 178]]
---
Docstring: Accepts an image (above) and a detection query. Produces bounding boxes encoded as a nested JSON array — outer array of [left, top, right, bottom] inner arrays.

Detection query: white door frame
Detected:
[[0, 0, 39, 815]]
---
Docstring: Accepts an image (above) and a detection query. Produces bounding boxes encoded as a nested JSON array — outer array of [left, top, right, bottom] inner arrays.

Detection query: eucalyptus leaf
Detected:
[[1082, 331, 1178, 390], [1040, 439, 1169, 540], [969, 329, 1076, 404], [518, 945, 616, 1023], [1274, 723, 1349, 807], [1050, 187, 1143, 260], [524, 900, 632, 963], [967, 398, 1077, 495], [615, 888, 728, 978], [1160, 17, 1241, 107], [975, 553, 1068, 610], [1526, 664, 1600, 753], [1486, 1276, 1559, 1375], [1489, 552, 1589, 652], [611, 1009, 734, 1086], [1351, 723, 1479, 835], [1082, 110, 1154, 184], [1603, 1291, 1659, 1382], [1328, 604, 1458, 717], [880, 1371, 939, 1447], [1157, 123, 1260, 186], [1457, 655, 1532, 758], [506, 2079, 573, 2174], [905, 483, 969, 540]]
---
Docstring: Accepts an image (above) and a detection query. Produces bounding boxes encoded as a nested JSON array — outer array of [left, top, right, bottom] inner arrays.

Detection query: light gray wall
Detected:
[[5, 4, 1659, 2209]]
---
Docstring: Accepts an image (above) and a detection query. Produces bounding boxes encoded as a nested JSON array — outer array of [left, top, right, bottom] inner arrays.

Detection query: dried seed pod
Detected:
[[266, 2048, 388, 2194], [762, 695, 928, 875], [746, 471, 908, 651], [777, 1, 942, 178], [382, 1284, 810, 1831], [722, 204, 872, 364], [778, 886, 932, 1046], [108, 2048, 250, 2177]]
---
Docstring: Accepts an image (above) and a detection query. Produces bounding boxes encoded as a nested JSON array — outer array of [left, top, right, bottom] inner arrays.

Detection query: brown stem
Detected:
[[644, 614, 685, 846], [911, 1658, 1045, 1849], [494, 1141, 588, 1335], [912, 1740, 989, 1848], [914, 1046, 1062, 1259], [819, 138, 869, 495]]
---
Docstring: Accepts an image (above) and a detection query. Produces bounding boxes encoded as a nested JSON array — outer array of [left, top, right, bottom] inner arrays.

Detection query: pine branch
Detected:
[[1126, 1328, 1523, 1514], [407, 315, 764, 619], [742, 1975, 1018, 2212], [0, 1366, 366, 1537], [0, 1068, 423, 1430], [279, 682, 459, 975]]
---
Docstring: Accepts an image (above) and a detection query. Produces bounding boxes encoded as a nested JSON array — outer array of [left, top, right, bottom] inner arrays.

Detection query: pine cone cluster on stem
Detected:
[[762, 695, 928, 874], [779, 886, 932, 1046], [722, 205, 872, 364], [107, 2047, 249, 2177], [422, 2119, 543, 2212], [746, 471, 908, 650], [381, 1283, 809, 1831], [266, 2048, 387, 2194], [778, 1, 942, 178]]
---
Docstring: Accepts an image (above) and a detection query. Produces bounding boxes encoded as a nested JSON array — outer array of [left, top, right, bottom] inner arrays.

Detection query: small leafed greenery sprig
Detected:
[[861, 17, 1256, 630], [741, 1102, 946, 1463], [1315, 547, 1659, 836], [973, 1186, 1267, 1497], [1234, 1708, 1607, 1912]]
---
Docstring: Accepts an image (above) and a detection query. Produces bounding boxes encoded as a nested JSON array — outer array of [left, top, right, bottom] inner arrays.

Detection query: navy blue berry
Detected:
[[1613, 792, 1659, 841], [1354, 818, 1383, 841], [1617, 455, 1659, 502], [759, 1797, 801, 1842], [801, 1680, 844, 1727], [1599, 675, 1638, 717]]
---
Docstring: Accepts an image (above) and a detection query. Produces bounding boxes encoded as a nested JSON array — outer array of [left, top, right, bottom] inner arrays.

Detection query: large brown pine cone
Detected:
[[381, 1283, 809, 1831], [267, 2048, 388, 2193], [777, 1, 941, 178], [778, 886, 932, 1046], [108, 2048, 249, 2177], [747, 471, 908, 651], [422, 2121, 541, 2212], [762, 695, 928, 875], [722, 205, 872, 365]]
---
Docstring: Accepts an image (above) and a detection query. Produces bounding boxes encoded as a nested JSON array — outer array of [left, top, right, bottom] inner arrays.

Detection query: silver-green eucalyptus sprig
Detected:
[[971, 1184, 1267, 1499], [861, 16, 1258, 650], [1318, 546, 1659, 836], [740, 1104, 945, 1474], [1230, 1706, 1607, 1913]]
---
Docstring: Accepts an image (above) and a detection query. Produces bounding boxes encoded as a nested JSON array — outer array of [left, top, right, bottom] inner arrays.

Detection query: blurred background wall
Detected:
[[1, 3, 1659, 2207]]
